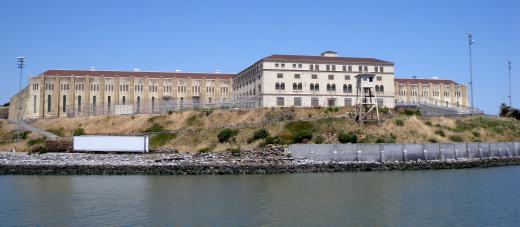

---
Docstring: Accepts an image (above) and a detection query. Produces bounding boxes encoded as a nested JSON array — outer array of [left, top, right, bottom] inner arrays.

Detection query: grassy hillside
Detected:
[[13, 107, 519, 153]]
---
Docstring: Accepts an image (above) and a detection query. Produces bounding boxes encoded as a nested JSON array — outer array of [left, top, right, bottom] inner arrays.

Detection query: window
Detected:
[[315, 64, 319, 70], [375, 85, 379, 92], [77, 95, 81, 113], [33, 95, 37, 113], [293, 83, 298, 90], [342, 65, 346, 71], [107, 96, 111, 113], [310, 83, 315, 91], [310, 64, 314, 71], [47, 95, 51, 113], [315, 83, 319, 91], [298, 64, 302, 68], [326, 65, 330, 71], [377, 76, 382, 81], [277, 73, 283, 79], [311, 97, 319, 107], [208, 97, 212, 104], [380, 66, 384, 72], [369, 76, 374, 82], [151, 97, 155, 113], [275, 83, 280, 90], [280, 83, 285, 90], [292, 63, 296, 68], [327, 84, 331, 91], [375, 67, 378, 73], [275, 63, 279, 68], [345, 75, 350, 80], [294, 97, 302, 106], [348, 66, 352, 72], [344, 98, 352, 106], [331, 84, 336, 91], [122, 96, 126, 105], [62, 95, 66, 113], [311, 74, 317, 79], [380, 85, 384, 93], [358, 66, 363, 72], [92, 96, 97, 113], [332, 65, 336, 71], [136, 96, 141, 113], [364, 66, 368, 71], [348, 84, 352, 93], [327, 98, 336, 107], [377, 98, 384, 107], [343, 84, 348, 93], [281, 63, 285, 68], [294, 74, 300, 79], [328, 75, 334, 80], [276, 97, 284, 106]]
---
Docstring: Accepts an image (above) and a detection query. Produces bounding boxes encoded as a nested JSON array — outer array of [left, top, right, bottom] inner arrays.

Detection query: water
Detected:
[[1, 167, 520, 226]]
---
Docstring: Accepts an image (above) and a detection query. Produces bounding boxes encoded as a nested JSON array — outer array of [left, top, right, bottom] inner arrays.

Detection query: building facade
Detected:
[[12, 70, 233, 119], [394, 78, 468, 109], [234, 51, 396, 108]]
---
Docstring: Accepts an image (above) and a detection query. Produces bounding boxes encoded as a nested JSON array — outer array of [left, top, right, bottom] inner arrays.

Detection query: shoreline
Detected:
[[1, 156, 519, 175]]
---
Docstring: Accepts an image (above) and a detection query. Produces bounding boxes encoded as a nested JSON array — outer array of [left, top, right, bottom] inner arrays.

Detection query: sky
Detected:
[[0, 0, 518, 114]]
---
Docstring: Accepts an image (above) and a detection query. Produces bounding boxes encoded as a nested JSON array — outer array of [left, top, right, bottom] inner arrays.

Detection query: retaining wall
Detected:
[[289, 142, 520, 162]]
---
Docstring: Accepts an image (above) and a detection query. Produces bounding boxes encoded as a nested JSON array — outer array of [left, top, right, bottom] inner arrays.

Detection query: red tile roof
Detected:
[[395, 78, 459, 85], [263, 54, 393, 65], [41, 69, 234, 79]]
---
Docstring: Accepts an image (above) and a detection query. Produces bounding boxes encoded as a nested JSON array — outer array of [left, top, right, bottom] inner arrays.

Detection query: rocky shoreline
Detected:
[[1, 147, 520, 175]]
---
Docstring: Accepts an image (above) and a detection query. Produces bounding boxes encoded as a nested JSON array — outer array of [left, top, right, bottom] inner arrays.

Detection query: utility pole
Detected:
[[467, 33, 474, 111], [16, 57, 27, 143], [508, 60, 512, 107]]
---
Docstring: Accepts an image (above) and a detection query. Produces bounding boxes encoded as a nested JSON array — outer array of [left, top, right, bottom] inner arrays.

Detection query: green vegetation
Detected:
[[30, 145, 47, 154], [247, 128, 270, 143], [313, 135, 324, 144], [145, 123, 165, 133], [499, 103, 520, 120], [227, 147, 241, 157], [374, 134, 397, 143], [186, 114, 200, 126], [27, 138, 45, 146], [434, 129, 445, 137], [218, 128, 239, 143], [2, 102, 9, 107], [73, 127, 85, 136], [198, 147, 212, 153], [150, 133, 176, 148], [402, 109, 421, 116], [11, 131, 29, 140], [449, 135, 463, 142], [325, 107, 340, 113], [284, 121, 314, 143], [338, 131, 358, 144], [424, 121, 432, 126], [260, 136, 283, 146], [395, 119, 404, 126], [379, 107, 389, 114]]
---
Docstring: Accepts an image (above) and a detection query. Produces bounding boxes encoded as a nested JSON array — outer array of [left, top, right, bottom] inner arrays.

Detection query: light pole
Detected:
[[16, 57, 27, 142], [508, 60, 512, 107], [467, 33, 474, 111]]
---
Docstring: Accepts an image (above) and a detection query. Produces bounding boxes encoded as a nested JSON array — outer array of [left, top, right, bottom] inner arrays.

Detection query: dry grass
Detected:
[[5, 108, 520, 153]]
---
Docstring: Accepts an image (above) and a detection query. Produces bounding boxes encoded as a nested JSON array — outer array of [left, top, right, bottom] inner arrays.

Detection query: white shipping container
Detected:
[[73, 136, 149, 153]]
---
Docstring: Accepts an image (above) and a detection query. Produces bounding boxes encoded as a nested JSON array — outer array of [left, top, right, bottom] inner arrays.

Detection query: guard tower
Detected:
[[355, 74, 380, 124]]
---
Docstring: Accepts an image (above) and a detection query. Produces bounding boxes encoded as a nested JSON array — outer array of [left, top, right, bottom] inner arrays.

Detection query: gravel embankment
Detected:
[[1, 145, 520, 175]]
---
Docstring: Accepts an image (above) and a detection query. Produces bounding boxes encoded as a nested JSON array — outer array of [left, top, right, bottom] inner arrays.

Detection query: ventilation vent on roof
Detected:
[[175, 69, 182, 72], [89, 67, 96, 71], [432, 76, 440, 80], [320, 51, 338, 57]]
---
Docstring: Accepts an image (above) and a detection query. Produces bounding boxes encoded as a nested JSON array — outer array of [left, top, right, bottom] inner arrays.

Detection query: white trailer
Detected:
[[73, 136, 149, 153]]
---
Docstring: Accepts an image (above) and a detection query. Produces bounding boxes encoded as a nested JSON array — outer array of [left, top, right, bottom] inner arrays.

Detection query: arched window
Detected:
[[343, 84, 348, 93], [77, 95, 82, 113], [293, 83, 297, 90], [62, 95, 66, 113], [348, 84, 352, 93], [107, 96, 111, 114], [331, 84, 336, 91], [327, 84, 331, 91], [92, 96, 97, 113], [47, 95, 52, 113], [380, 85, 384, 93], [280, 83, 285, 90], [136, 96, 141, 113], [375, 85, 379, 92], [122, 96, 126, 105], [275, 83, 280, 90], [310, 83, 315, 91], [151, 97, 155, 113], [315, 84, 319, 91], [298, 83, 302, 90]]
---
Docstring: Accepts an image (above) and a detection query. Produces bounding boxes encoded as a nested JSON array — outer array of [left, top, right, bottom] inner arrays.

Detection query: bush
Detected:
[[379, 107, 389, 114], [292, 129, 313, 143], [472, 131, 481, 138], [145, 123, 165, 133], [168, 110, 174, 115], [186, 114, 200, 126], [150, 133, 176, 148], [374, 134, 396, 143], [73, 127, 85, 136], [261, 136, 283, 146], [247, 128, 270, 143], [228, 147, 241, 157], [11, 131, 29, 140], [325, 107, 340, 113], [403, 109, 421, 116], [198, 147, 212, 153], [428, 138, 438, 143], [30, 145, 47, 154], [218, 128, 239, 143], [395, 119, 404, 126], [2, 102, 9, 107], [434, 129, 445, 137], [314, 135, 324, 144], [27, 138, 45, 146], [449, 135, 463, 142], [424, 121, 432, 126], [338, 132, 357, 144]]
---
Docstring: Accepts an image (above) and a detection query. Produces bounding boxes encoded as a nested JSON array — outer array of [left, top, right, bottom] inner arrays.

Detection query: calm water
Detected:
[[1, 167, 520, 226]]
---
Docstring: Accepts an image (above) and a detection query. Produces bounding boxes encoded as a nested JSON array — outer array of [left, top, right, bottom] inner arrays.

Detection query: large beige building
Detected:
[[9, 51, 470, 120], [395, 78, 468, 109], [10, 70, 233, 119], [234, 51, 395, 108]]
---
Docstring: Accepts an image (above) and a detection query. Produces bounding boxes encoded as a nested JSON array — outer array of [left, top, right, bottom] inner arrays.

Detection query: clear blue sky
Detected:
[[1, 0, 518, 114]]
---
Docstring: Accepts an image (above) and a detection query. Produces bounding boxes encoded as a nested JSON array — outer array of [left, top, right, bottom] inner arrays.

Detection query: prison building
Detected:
[[394, 78, 468, 109], [15, 70, 233, 119], [233, 51, 395, 108]]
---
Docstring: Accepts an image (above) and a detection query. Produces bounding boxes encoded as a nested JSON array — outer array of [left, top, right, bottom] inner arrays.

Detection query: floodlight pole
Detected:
[[467, 33, 474, 111], [508, 61, 512, 107], [16, 57, 26, 143]]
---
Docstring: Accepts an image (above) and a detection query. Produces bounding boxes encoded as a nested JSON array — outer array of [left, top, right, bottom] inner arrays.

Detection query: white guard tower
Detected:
[[355, 74, 380, 124]]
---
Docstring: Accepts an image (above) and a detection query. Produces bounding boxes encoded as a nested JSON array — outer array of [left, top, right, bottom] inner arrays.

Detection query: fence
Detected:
[[289, 142, 520, 162]]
